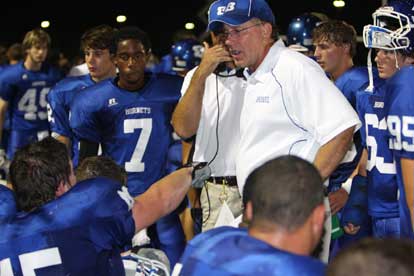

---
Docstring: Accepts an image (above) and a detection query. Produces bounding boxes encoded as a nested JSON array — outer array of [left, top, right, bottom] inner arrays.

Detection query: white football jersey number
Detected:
[[18, 87, 50, 120], [365, 113, 396, 174], [0, 247, 62, 276], [124, 118, 152, 173], [388, 115, 414, 152]]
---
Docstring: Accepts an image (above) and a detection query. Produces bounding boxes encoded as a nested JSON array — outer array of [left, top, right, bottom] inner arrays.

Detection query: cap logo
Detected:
[[216, 2, 236, 16]]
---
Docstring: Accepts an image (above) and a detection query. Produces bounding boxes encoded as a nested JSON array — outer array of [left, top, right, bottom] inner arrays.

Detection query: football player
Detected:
[[0, 137, 193, 275], [312, 20, 379, 251], [364, 0, 414, 239], [173, 156, 326, 276], [47, 25, 117, 167], [70, 26, 186, 267], [0, 29, 63, 160]]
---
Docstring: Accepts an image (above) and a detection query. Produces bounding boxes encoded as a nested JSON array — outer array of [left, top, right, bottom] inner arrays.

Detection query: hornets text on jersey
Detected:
[[70, 73, 182, 196]]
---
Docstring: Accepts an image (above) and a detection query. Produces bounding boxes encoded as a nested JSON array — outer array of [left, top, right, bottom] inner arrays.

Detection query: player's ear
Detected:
[[343, 43, 351, 55], [245, 201, 254, 222], [145, 48, 152, 63], [55, 181, 68, 198], [311, 204, 325, 238]]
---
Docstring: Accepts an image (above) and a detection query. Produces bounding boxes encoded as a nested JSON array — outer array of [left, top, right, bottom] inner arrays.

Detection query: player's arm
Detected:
[[47, 88, 72, 148], [401, 157, 414, 231], [182, 140, 201, 209], [314, 126, 355, 181], [132, 167, 193, 232], [78, 140, 99, 162], [0, 98, 8, 143], [171, 42, 231, 139]]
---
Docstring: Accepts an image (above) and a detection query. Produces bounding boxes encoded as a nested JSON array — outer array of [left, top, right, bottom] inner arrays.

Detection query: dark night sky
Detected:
[[1, 0, 383, 64]]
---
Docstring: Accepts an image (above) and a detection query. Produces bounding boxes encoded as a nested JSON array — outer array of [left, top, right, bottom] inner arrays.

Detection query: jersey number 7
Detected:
[[124, 118, 152, 173]]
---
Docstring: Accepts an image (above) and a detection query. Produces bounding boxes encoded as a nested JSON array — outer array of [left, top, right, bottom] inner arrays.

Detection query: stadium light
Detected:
[[185, 22, 195, 30], [40, 21, 50, 29], [333, 0, 346, 8], [116, 15, 127, 23]]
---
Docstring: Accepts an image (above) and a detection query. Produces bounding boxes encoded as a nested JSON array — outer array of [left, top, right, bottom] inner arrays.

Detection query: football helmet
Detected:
[[286, 13, 326, 52], [363, 0, 414, 54], [123, 249, 170, 276], [171, 39, 204, 72]]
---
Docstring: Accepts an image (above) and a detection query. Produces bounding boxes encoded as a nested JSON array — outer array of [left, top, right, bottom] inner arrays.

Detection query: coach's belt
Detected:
[[206, 176, 238, 186]]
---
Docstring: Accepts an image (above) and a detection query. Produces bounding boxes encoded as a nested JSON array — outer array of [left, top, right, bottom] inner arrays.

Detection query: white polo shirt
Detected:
[[236, 40, 361, 192], [180, 67, 246, 177]]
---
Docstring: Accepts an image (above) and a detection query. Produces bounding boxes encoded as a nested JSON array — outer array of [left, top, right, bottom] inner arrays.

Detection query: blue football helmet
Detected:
[[286, 13, 326, 52], [171, 39, 204, 72], [363, 0, 414, 54]]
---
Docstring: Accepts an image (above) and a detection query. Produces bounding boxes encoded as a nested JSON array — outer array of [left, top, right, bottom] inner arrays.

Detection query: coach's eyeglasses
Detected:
[[223, 22, 262, 39]]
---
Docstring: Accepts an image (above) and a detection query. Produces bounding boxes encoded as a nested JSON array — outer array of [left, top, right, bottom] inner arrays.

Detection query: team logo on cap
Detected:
[[217, 2, 236, 15]]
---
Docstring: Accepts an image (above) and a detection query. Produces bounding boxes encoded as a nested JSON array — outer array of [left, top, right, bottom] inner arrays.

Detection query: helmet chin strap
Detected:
[[393, 50, 400, 70], [366, 48, 374, 92]]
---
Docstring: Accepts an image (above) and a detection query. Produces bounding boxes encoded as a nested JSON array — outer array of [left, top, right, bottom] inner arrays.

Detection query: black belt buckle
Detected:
[[208, 176, 237, 186]]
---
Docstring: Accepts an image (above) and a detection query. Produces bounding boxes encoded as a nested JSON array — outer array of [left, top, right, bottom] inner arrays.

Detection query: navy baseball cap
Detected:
[[208, 0, 275, 32]]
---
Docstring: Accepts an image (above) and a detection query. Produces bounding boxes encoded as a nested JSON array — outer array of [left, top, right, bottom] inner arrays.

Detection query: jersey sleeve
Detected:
[[47, 85, 72, 137], [285, 58, 361, 145], [69, 90, 102, 143], [0, 73, 14, 102], [86, 178, 135, 249], [0, 185, 16, 220]]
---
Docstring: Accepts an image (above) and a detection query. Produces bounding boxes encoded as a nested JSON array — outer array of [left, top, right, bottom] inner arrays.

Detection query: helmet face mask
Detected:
[[363, 1, 414, 53]]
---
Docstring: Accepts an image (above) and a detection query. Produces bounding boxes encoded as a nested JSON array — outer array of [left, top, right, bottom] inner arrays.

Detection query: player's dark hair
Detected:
[[243, 155, 324, 231], [10, 137, 72, 212], [115, 26, 152, 53], [327, 238, 414, 276], [76, 156, 127, 186], [313, 20, 358, 58], [7, 43, 23, 62], [80, 24, 118, 55]]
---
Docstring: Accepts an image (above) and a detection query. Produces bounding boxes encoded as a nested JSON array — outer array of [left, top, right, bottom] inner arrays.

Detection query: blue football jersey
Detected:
[[47, 74, 96, 167], [174, 226, 326, 276], [0, 61, 62, 131], [386, 65, 414, 239], [335, 67, 379, 109], [356, 83, 399, 219], [0, 177, 135, 276], [328, 67, 376, 190], [70, 73, 182, 196], [0, 184, 16, 220]]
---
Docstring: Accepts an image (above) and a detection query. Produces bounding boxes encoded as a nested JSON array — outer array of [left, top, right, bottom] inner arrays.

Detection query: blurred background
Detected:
[[0, 0, 386, 67]]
